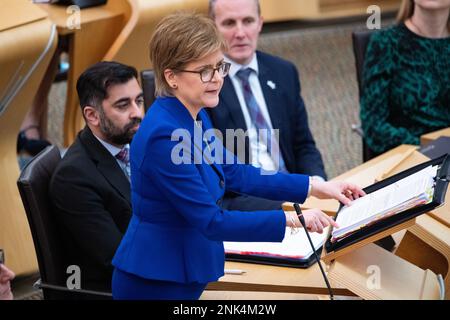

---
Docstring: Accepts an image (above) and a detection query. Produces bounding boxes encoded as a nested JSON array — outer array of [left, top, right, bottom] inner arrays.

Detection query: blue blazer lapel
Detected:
[[219, 77, 247, 130], [198, 110, 225, 181]]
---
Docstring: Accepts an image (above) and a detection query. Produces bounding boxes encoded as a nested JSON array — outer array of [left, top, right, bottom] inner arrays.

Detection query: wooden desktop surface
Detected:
[[420, 127, 450, 146], [208, 261, 352, 296], [36, 3, 124, 35]]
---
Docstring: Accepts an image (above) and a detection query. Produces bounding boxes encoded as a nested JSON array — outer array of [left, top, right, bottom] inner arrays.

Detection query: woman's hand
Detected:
[[310, 179, 366, 206], [285, 209, 339, 234]]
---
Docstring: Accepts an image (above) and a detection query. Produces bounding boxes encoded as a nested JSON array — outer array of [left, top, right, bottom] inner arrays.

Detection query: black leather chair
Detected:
[[17, 146, 112, 299], [352, 31, 397, 252], [140, 69, 156, 111], [352, 30, 381, 162]]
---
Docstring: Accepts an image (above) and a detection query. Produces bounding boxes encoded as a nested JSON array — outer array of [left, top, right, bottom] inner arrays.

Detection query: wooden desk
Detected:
[[208, 145, 445, 299], [286, 144, 450, 299], [36, 2, 129, 146], [420, 128, 450, 146], [208, 261, 353, 296]]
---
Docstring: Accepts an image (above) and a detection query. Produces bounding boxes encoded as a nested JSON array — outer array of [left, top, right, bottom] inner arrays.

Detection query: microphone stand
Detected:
[[293, 203, 334, 300]]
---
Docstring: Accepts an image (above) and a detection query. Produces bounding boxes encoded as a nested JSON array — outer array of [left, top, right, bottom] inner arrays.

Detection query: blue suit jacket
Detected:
[[207, 51, 327, 179], [112, 97, 310, 284]]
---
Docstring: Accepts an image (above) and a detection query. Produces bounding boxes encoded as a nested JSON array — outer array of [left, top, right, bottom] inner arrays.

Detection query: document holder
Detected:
[[316, 155, 449, 299], [322, 153, 450, 263]]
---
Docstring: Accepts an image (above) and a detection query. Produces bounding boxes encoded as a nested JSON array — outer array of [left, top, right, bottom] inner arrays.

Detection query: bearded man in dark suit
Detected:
[[49, 61, 144, 294]]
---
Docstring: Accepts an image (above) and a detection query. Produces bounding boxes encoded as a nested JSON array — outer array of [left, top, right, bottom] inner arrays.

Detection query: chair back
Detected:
[[17, 146, 67, 299], [140, 69, 156, 111], [352, 30, 373, 97], [352, 30, 382, 162]]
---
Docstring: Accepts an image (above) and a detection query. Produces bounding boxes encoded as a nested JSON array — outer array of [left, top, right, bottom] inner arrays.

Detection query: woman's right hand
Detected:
[[286, 209, 339, 234], [310, 179, 366, 206]]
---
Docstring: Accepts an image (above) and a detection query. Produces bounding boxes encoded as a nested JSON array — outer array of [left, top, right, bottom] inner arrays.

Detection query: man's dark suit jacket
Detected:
[[49, 126, 131, 293], [208, 51, 326, 179]]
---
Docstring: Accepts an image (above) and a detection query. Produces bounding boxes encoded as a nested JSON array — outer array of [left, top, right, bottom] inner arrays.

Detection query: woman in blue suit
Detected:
[[112, 13, 365, 300]]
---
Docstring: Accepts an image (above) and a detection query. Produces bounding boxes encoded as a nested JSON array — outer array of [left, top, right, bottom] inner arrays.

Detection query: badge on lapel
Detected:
[[267, 80, 276, 90]]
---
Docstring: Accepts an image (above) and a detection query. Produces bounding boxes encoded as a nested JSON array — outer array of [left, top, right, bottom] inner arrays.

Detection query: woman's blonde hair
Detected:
[[149, 12, 227, 97], [397, 0, 450, 28]]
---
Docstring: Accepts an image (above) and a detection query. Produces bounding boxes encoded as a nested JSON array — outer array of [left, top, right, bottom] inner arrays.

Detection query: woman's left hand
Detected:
[[310, 179, 366, 206]]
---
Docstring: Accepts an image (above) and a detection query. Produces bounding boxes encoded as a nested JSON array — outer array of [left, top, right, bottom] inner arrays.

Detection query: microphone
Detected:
[[293, 203, 334, 300]]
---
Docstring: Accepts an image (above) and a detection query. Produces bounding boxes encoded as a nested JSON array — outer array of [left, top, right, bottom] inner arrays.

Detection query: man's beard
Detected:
[[99, 109, 141, 145]]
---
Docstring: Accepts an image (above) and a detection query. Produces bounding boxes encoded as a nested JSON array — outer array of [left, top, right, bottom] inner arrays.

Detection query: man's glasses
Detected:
[[176, 62, 231, 83], [0, 249, 4, 265]]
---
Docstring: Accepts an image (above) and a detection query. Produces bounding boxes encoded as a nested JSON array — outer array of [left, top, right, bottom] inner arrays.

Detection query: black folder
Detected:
[[325, 154, 450, 253], [225, 246, 323, 268]]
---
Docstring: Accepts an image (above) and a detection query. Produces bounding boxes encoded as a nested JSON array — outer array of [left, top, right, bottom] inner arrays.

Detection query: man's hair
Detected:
[[149, 12, 226, 97], [76, 61, 138, 111], [208, 0, 261, 19]]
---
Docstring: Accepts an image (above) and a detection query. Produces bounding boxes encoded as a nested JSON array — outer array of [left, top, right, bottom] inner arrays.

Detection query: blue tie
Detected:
[[236, 68, 287, 172], [116, 146, 130, 179]]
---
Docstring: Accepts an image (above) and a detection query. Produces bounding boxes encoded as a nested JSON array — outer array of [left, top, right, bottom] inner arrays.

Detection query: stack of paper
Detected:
[[224, 227, 327, 260], [331, 165, 438, 242]]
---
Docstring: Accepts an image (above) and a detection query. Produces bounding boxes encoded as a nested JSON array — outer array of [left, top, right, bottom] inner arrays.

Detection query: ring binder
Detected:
[[323, 154, 450, 257]]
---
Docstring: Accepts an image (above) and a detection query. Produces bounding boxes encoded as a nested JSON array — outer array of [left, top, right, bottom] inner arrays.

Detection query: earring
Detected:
[[172, 84, 177, 89]]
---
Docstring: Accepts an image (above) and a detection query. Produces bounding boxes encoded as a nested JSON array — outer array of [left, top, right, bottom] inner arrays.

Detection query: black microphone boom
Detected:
[[293, 203, 334, 300]]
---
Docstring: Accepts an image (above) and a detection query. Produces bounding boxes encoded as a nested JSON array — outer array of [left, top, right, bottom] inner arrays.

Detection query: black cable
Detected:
[[293, 203, 334, 300]]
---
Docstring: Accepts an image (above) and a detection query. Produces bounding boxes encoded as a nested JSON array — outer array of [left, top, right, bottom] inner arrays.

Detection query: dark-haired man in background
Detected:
[[49, 61, 144, 295]]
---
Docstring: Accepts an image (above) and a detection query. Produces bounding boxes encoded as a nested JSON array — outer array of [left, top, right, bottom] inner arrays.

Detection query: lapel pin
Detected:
[[267, 80, 276, 90]]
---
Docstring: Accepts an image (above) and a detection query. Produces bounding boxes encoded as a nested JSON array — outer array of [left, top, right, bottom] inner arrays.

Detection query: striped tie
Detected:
[[236, 68, 287, 172], [116, 146, 130, 178]]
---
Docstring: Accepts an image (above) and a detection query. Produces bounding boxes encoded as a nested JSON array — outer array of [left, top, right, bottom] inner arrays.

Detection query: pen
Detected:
[[224, 269, 246, 275]]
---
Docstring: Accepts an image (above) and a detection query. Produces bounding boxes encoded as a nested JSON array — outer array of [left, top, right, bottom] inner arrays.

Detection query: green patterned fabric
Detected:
[[360, 23, 450, 154]]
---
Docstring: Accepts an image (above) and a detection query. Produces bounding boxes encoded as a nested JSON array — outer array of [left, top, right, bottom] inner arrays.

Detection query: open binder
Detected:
[[324, 154, 450, 256], [224, 227, 326, 268]]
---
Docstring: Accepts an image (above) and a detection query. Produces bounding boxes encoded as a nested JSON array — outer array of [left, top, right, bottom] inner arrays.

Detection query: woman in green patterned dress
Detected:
[[360, 0, 450, 156]]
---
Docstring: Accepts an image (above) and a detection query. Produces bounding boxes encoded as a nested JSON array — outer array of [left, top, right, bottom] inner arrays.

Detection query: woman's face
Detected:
[[169, 50, 225, 112], [414, 0, 450, 11]]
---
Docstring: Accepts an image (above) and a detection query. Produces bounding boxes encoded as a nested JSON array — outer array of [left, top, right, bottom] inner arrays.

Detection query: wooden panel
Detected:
[[106, 0, 209, 72], [321, 219, 415, 264], [37, 1, 126, 35], [261, 0, 400, 21], [397, 214, 450, 299], [63, 14, 125, 145], [0, 0, 47, 32], [0, 17, 57, 275], [420, 127, 450, 146], [207, 261, 353, 296], [328, 243, 441, 299], [395, 231, 448, 278], [201, 290, 319, 300]]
